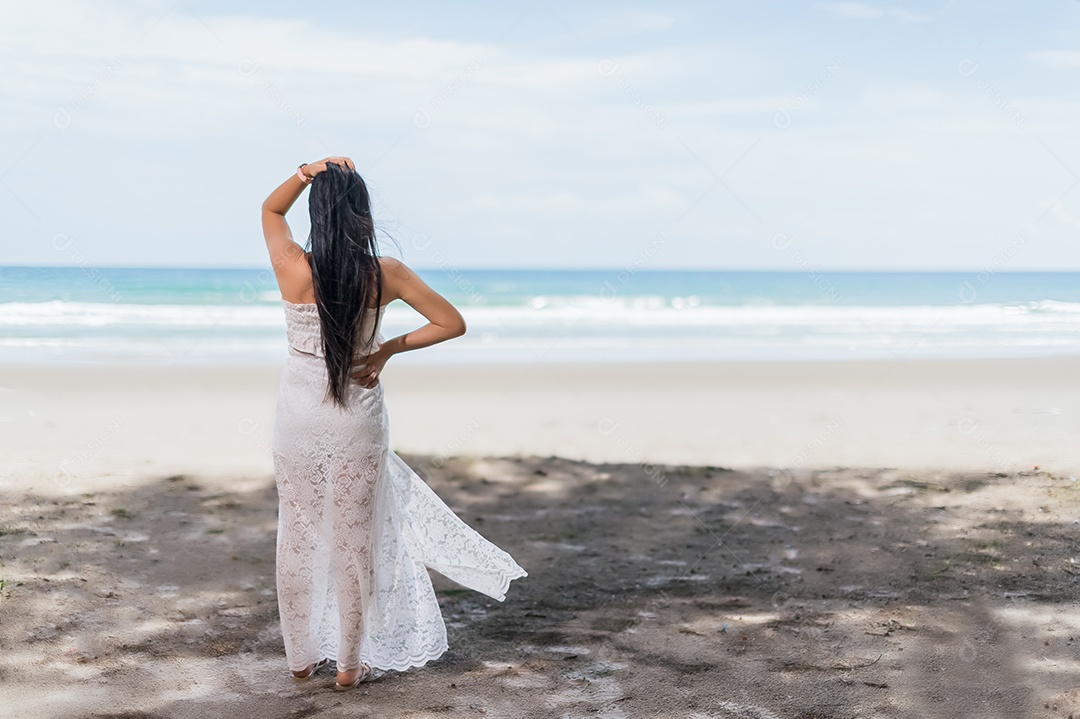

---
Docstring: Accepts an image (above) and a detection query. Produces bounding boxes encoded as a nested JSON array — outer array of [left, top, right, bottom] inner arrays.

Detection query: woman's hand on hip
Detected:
[[350, 347, 390, 389]]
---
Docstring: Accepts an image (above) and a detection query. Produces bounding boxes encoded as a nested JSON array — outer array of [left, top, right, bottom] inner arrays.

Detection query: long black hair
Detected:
[[304, 162, 382, 408]]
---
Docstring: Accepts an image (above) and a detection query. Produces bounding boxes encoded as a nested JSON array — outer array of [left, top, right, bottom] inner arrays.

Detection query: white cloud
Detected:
[[556, 9, 677, 44], [1047, 201, 1080, 230], [1027, 51, 1080, 69], [597, 10, 676, 34], [819, 2, 883, 19], [1, 1, 1078, 269], [859, 85, 952, 112], [665, 97, 793, 117], [818, 2, 931, 23]]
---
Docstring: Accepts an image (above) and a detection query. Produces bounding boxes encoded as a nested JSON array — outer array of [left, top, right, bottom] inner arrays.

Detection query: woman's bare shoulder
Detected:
[[378, 256, 415, 303]]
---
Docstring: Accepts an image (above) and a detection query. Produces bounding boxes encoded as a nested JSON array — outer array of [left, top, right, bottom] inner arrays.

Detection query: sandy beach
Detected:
[[1, 357, 1079, 718], [2, 356, 1077, 489], [6, 0, 1080, 715]]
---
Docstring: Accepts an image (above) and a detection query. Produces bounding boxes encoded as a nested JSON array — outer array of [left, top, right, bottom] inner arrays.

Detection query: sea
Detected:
[[1, 266, 1078, 365]]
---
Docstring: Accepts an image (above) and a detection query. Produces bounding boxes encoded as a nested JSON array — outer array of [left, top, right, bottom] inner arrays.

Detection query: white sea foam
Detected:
[[0, 301, 279, 327], [2, 299, 1080, 364], [3, 299, 1080, 329]]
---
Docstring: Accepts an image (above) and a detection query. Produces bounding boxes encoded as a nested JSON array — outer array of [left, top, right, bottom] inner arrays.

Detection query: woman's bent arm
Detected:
[[380, 257, 466, 353], [350, 258, 465, 388]]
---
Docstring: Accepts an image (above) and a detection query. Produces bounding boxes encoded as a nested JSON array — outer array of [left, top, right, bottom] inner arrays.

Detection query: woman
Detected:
[[261, 157, 527, 691]]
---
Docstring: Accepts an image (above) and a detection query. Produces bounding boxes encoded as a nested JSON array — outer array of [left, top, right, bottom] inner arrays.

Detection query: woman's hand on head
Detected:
[[303, 156, 355, 178]]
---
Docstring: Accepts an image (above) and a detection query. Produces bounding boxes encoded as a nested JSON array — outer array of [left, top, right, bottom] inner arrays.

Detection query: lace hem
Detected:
[[362, 638, 450, 673], [386, 451, 530, 602]]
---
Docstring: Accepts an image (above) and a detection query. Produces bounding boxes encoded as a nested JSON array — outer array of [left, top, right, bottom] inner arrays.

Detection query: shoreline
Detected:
[[4, 351, 1080, 366]]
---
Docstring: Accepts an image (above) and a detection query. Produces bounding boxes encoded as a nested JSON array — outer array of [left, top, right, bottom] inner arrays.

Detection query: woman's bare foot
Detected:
[[334, 662, 374, 690], [335, 667, 359, 685], [292, 658, 329, 679]]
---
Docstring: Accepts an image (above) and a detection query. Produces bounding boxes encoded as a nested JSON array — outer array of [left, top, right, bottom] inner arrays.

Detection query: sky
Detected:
[[1, 0, 1078, 271]]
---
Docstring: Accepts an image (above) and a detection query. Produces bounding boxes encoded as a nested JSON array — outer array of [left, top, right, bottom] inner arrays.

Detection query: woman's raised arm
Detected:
[[260, 156, 355, 268]]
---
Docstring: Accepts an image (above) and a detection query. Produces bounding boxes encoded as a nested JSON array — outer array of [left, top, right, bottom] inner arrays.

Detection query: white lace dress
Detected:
[[271, 299, 527, 673]]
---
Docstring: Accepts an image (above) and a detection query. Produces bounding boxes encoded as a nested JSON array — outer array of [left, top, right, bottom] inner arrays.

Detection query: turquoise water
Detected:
[[1, 266, 1079, 364]]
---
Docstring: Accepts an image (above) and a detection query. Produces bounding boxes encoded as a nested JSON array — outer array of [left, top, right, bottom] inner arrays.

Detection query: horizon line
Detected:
[[3, 264, 1080, 274]]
